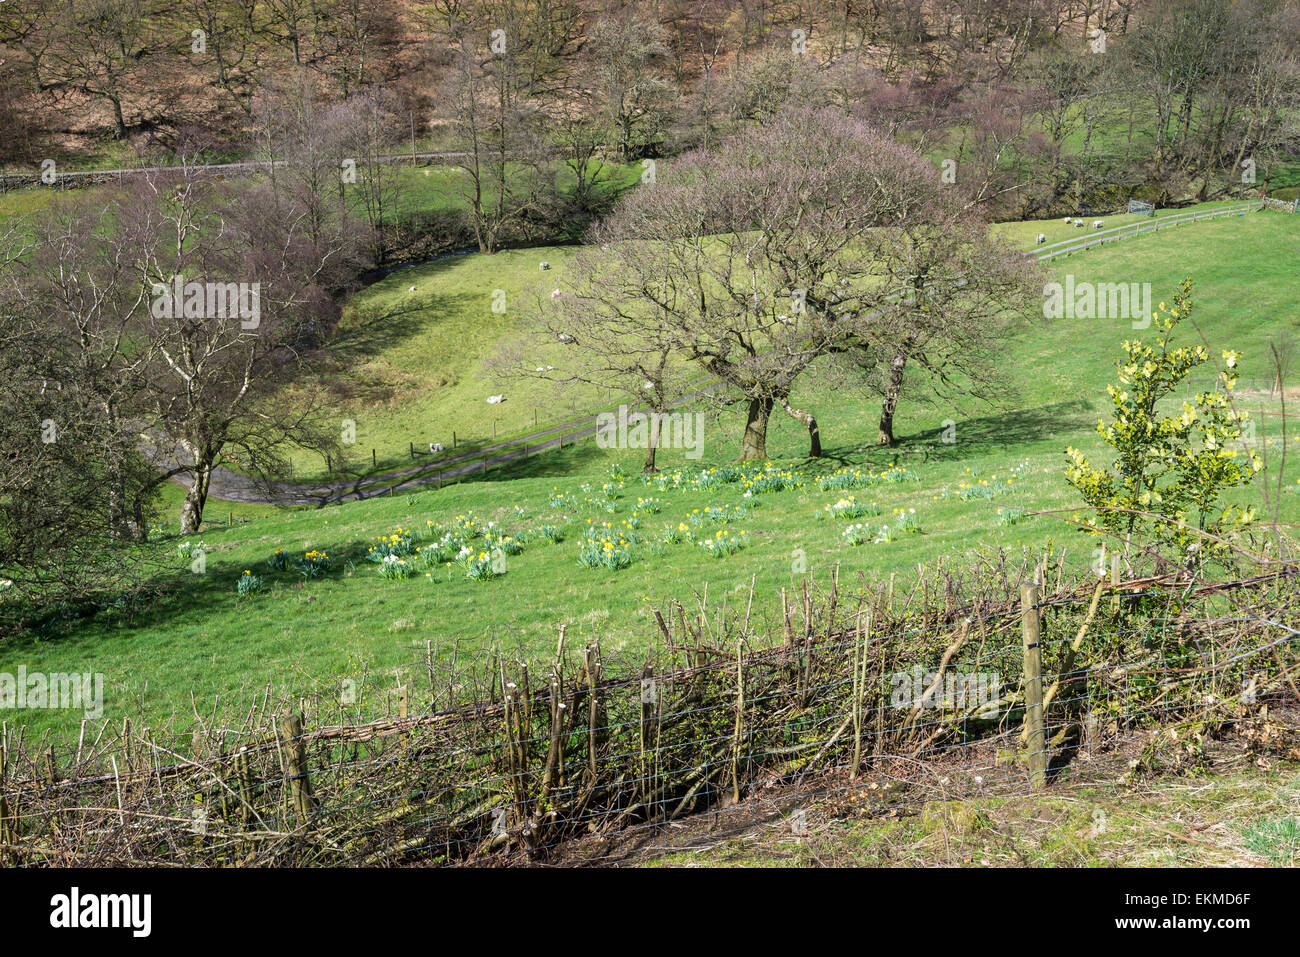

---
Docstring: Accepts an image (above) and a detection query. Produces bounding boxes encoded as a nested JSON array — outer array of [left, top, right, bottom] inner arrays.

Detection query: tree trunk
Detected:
[[179, 456, 214, 535], [878, 347, 909, 446], [779, 398, 822, 457], [741, 396, 773, 462]]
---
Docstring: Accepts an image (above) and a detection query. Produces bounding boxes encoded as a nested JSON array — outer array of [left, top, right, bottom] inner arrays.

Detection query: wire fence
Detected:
[[2, 551, 1297, 867]]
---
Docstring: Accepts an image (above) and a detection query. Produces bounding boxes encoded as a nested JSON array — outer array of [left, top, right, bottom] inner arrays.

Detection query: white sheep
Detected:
[[429, 443, 444, 453], [1063, 217, 1072, 224], [1036, 233, 1046, 244], [557, 332, 574, 343], [1073, 218, 1084, 227], [539, 261, 550, 270], [1093, 220, 1104, 229], [487, 395, 503, 404], [550, 289, 562, 298], [408, 285, 416, 292]]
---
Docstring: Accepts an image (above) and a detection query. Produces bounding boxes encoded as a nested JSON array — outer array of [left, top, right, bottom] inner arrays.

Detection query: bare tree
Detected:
[[442, 36, 558, 253], [849, 212, 1042, 445], [492, 263, 690, 472], [46, 0, 158, 139], [588, 14, 675, 161], [125, 164, 360, 533], [564, 108, 945, 461]]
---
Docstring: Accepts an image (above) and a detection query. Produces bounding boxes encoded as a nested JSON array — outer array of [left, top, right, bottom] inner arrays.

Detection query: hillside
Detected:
[[2, 205, 1297, 743]]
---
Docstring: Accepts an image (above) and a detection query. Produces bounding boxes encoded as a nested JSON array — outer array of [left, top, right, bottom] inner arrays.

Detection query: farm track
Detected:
[[187, 200, 1264, 508]]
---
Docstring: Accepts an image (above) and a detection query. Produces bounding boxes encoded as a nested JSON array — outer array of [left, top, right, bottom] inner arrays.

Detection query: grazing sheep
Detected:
[[1063, 216, 1072, 223], [550, 289, 562, 298], [1093, 220, 1104, 229], [408, 285, 416, 292], [1036, 233, 1046, 244], [539, 261, 550, 270], [557, 332, 574, 343], [1073, 218, 1084, 227], [487, 395, 503, 404], [429, 443, 444, 453]]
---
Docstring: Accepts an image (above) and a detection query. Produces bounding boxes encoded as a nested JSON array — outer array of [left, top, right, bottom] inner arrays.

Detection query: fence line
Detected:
[[1, 557, 1296, 866]]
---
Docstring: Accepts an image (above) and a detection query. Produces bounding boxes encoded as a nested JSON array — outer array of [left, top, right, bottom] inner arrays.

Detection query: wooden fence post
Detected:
[[639, 661, 657, 816], [234, 746, 253, 827], [1020, 584, 1048, 788], [278, 713, 316, 825], [583, 643, 603, 783], [0, 738, 10, 865], [731, 641, 746, 803], [1110, 551, 1121, 613]]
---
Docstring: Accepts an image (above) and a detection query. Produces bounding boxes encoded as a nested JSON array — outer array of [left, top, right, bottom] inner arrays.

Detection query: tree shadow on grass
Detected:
[[812, 399, 1098, 475], [318, 290, 474, 405], [33, 534, 411, 641]]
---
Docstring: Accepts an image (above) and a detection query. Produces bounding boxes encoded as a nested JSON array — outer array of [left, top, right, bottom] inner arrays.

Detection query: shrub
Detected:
[[1065, 279, 1262, 553]]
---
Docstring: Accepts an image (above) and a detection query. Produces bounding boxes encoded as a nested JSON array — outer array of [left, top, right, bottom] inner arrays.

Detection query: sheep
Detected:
[[1093, 220, 1104, 229], [486, 395, 503, 404], [539, 261, 551, 270], [429, 442, 444, 453], [557, 332, 574, 343], [1036, 233, 1046, 244], [1063, 216, 1072, 224], [408, 285, 416, 292], [550, 289, 562, 298], [1073, 218, 1084, 227]]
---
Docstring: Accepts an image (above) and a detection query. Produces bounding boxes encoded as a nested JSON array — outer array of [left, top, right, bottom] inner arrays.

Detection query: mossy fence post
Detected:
[[1020, 584, 1048, 788], [279, 713, 316, 826]]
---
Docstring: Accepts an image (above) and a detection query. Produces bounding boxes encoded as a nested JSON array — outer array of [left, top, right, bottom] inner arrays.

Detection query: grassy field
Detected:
[[2, 205, 1298, 743], [291, 199, 1281, 479]]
